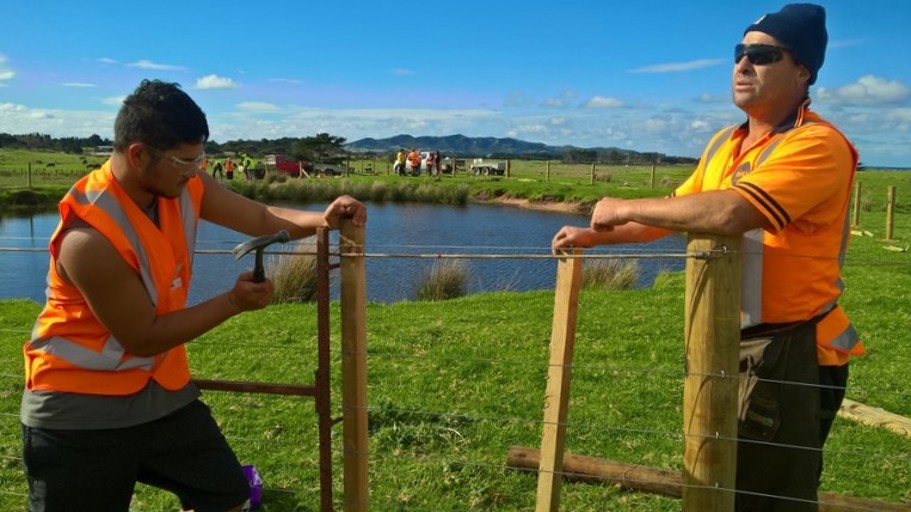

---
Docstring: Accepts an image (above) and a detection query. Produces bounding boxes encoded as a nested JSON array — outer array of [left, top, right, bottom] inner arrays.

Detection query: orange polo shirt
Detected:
[[676, 106, 862, 365]]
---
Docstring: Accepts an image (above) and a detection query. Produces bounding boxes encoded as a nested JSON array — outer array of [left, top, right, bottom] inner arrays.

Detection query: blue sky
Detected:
[[1, 1, 909, 167]]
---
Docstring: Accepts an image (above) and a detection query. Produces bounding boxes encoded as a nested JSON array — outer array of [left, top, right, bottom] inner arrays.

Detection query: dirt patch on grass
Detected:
[[482, 196, 592, 216]]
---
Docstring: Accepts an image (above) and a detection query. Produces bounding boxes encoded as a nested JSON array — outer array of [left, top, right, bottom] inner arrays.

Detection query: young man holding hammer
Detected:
[[20, 79, 366, 512]]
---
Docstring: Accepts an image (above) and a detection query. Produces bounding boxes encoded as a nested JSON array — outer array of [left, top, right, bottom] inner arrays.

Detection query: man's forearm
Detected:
[[619, 191, 763, 236]]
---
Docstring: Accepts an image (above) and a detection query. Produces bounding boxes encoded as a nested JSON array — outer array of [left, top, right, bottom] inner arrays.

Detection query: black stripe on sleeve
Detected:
[[736, 182, 791, 229]]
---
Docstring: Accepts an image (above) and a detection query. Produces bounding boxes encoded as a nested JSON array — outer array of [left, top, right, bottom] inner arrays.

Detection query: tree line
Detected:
[[0, 132, 354, 164]]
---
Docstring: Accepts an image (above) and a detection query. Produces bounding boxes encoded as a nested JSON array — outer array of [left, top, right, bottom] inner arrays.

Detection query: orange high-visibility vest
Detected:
[[24, 160, 204, 395], [675, 104, 863, 365]]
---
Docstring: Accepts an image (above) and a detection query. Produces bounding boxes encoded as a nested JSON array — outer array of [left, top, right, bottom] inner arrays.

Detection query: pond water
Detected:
[[0, 202, 687, 305]]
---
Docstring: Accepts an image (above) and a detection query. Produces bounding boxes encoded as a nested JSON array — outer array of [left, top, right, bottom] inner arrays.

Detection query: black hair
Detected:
[[113, 79, 209, 151]]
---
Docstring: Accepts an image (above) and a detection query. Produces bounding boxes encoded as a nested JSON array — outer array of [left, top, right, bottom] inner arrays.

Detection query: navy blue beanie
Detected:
[[744, 3, 827, 85]]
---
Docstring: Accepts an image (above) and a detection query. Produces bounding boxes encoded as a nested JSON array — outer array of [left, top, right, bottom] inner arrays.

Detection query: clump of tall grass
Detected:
[[413, 260, 469, 301], [369, 181, 388, 202], [582, 258, 640, 291], [266, 240, 319, 303]]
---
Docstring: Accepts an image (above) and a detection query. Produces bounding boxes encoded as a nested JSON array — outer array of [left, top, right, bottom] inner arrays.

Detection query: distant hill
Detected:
[[347, 134, 560, 157], [346, 134, 696, 165]]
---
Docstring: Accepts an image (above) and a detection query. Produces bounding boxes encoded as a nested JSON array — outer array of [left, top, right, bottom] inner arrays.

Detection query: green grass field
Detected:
[[1, 149, 909, 510]]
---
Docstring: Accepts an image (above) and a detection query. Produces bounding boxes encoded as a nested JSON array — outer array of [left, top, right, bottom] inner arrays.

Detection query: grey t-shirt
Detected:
[[21, 381, 200, 430]]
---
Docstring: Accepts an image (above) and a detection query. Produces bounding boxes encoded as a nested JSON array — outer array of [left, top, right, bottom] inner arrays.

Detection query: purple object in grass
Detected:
[[242, 464, 263, 509]]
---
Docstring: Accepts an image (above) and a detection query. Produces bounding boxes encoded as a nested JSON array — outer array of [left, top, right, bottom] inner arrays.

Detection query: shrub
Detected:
[[266, 240, 319, 303], [581, 258, 640, 291], [413, 260, 468, 301]]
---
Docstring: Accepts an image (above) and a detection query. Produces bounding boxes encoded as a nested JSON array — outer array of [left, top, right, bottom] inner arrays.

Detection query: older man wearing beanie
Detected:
[[552, 4, 860, 511]]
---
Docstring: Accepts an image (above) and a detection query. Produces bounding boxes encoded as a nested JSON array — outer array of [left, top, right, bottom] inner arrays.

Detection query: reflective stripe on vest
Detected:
[[69, 186, 159, 305], [28, 335, 155, 371]]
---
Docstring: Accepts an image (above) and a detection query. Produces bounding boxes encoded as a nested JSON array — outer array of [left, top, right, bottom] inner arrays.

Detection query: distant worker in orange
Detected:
[[407, 148, 421, 176], [224, 158, 235, 181]]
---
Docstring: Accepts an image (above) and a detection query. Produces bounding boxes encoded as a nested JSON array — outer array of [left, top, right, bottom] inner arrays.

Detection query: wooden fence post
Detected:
[[885, 186, 896, 241], [340, 220, 369, 512], [546, 161, 551, 183], [506, 159, 511, 178], [590, 164, 595, 186], [851, 181, 861, 227], [28, 162, 33, 189], [535, 248, 583, 512], [683, 234, 741, 511], [650, 165, 656, 189]]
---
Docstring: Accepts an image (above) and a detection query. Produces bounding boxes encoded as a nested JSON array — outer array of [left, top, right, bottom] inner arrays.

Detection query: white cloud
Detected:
[[62, 82, 96, 88], [629, 58, 725, 74], [886, 108, 911, 123], [196, 74, 238, 89], [237, 101, 280, 112], [0, 53, 14, 82], [817, 75, 910, 105], [542, 98, 565, 107], [101, 96, 126, 106], [97, 57, 118, 65], [696, 93, 727, 104], [127, 59, 187, 71], [0, 102, 27, 112], [514, 124, 547, 134], [690, 119, 711, 131], [29, 111, 54, 119], [585, 96, 624, 108], [542, 90, 576, 108]]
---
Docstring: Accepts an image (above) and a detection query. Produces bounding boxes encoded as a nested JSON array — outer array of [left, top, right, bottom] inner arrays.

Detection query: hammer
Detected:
[[232, 230, 291, 283]]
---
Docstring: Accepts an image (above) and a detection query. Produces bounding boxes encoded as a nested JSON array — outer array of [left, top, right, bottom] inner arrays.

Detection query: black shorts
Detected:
[[22, 399, 249, 512]]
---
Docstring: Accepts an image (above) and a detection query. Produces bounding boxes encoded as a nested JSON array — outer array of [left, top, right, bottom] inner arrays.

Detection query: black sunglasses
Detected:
[[735, 44, 788, 66]]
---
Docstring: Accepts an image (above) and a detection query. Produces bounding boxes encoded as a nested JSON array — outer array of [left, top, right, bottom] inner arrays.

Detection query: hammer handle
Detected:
[[253, 250, 265, 283]]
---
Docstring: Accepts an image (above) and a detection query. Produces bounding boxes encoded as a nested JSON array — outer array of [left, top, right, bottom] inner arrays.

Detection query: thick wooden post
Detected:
[[340, 220, 369, 511], [851, 181, 861, 227], [506, 159, 511, 178], [28, 162, 33, 189], [536, 248, 583, 512], [590, 164, 595, 185], [650, 165, 656, 189], [885, 186, 896, 241], [546, 161, 551, 182], [683, 235, 741, 511]]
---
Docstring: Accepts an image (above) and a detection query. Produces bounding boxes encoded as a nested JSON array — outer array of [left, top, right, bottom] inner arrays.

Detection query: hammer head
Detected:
[[232, 230, 291, 260], [232, 230, 291, 283]]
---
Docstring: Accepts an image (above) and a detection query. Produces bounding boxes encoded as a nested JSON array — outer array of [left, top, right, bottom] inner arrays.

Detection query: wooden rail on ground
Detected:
[[508, 447, 911, 512], [682, 235, 741, 511]]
